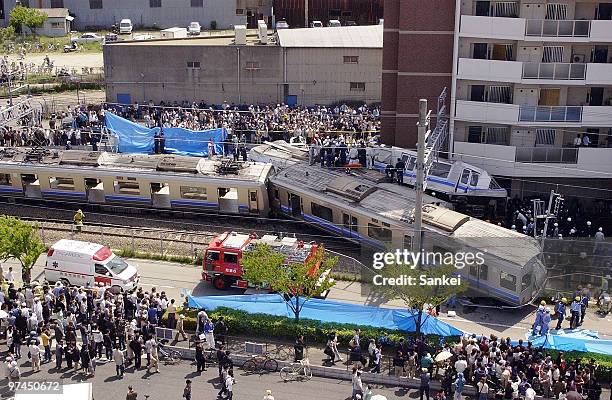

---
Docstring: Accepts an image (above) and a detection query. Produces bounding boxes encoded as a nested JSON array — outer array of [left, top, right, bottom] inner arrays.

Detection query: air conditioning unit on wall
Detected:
[[572, 54, 585, 63]]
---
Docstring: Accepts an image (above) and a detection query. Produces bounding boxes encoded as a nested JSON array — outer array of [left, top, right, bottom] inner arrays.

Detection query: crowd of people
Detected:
[[345, 331, 608, 400]]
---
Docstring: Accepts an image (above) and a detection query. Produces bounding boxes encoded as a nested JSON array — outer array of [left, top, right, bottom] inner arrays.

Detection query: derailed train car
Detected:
[[268, 163, 546, 305], [0, 149, 271, 217]]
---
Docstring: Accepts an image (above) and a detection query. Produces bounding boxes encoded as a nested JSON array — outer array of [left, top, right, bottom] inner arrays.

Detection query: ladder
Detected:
[[422, 87, 449, 190]]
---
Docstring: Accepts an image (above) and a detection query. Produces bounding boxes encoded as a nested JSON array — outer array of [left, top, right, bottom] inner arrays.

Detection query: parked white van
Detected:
[[119, 19, 133, 34], [45, 239, 139, 292]]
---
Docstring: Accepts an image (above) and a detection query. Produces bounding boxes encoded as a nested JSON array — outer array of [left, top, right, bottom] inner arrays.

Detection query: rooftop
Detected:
[[0, 149, 272, 182], [277, 25, 383, 48], [109, 33, 270, 47], [38, 8, 70, 18]]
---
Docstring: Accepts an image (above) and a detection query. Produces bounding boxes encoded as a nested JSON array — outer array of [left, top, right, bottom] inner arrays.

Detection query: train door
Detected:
[[456, 169, 471, 193], [289, 193, 302, 217], [404, 155, 417, 185], [248, 190, 259, 213], [342, 213, 358, 238]]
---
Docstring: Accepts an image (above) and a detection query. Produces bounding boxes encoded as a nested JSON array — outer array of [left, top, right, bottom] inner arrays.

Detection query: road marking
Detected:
[[139, 283, 175, 289]]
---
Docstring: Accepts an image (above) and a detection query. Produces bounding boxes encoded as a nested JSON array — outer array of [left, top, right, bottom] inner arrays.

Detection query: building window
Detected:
[[500, 271, 517, 291], [191, 0, 203, 7], [368, 224, 392, 242], [468, 126, 483, 143], [245, 61, 260, 70], [187, 61, 201, 69], [150, 0, 162, 7], [89, 0, 103, 9], [236, 8, 245, 15], [350, 82, 366, 91], [311, 202, 333, 222], [50, 22, 63, 28], [343, 56, 359, 64], [50, 0, 64, 7], [20, 0, 30, 7], [180, 186, 207, 200], [535, 129, 556, 146]]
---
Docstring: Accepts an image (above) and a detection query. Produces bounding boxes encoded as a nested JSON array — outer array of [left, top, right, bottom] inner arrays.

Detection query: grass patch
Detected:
[[115, 247, 202, 266]]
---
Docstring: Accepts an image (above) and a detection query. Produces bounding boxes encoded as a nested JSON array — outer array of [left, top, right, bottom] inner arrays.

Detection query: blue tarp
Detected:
[[187, 294, 464, 337], [527, 330, 612, 355], [104, 112, 227, 156], [105, 112, 156, 153], [162, 127, 227, 157]]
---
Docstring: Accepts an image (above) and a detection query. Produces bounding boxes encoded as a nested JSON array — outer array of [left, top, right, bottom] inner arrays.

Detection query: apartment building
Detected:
[[450, 0, 612, 198]]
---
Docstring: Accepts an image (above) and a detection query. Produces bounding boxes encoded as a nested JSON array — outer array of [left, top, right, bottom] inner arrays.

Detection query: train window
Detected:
[[368, 224, 392, 242], [469, 264, 488, 280], [403, 235, 413, 251], [49, 177, 75, 191], [250, 192, 257, 202], [521, 273, 532, 292], [430, 162, 451, 178], [406, 157, 416, 171], [181, 186, 207, 200], [460, 170, 470, 184], [470, 172, 480, 186], [114, 180, 140, 195], [500, 271, 517, 292], [206, 251, 220, 261], [224, 253, 238, 263], [0, 174, 11, 185], [311, 202, 334, 222]]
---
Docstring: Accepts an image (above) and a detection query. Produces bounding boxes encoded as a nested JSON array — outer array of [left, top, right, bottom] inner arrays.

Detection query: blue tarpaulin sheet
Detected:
[[527, 331, 612, 355], [187, 294, 463, 337], [163, 127, 227, 157], [105, 112, 156, 153], [104, 112, 227, 156]]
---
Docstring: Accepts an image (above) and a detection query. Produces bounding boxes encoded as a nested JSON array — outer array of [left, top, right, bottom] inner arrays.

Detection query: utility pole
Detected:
[[414, 99, 430, 256], [304, 0, 309, 28]]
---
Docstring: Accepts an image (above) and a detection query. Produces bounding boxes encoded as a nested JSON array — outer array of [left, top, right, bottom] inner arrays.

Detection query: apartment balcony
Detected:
[[455, 100, 612, 127], [453, 142, 612, 178], [459, 15, 612, 42], [457, 58, 612, 85]]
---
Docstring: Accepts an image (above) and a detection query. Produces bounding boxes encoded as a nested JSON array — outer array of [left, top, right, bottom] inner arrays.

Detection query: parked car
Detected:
[[275, 20, 289, 29], [71, 32, 104, 43], [188, 21, 201, 35], [133, 34, 154, 41], [104, 33, 118, 43], [119, 18, 133, 34], [310, 20, 323, 28], [328, 19, 341, 27], [345, 20, 357, 26]]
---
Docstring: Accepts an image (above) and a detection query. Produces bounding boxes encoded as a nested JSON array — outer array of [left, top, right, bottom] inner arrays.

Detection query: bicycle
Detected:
[[279, 358, 312, 381], [242, 352, 278, 374], [157, 341, 182, 364]]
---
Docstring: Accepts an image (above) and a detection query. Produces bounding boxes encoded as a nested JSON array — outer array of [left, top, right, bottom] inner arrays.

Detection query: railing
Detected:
[[522, 62, 586, 80], [525, 19, 590, 37], [515, 147, 579, 163], [518, 105, 582, 122]]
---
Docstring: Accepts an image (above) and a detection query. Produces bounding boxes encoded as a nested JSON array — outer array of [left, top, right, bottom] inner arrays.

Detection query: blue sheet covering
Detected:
[[104, 112, 227, 156], [187, 294, 463, 337], [105, 112, 157, 153], [162, 127, 227, 157], [527, 330, 612, 355]]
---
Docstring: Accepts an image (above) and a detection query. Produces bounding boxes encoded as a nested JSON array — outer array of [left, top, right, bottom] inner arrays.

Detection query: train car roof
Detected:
[[271, 163, 448, 227], [0, 148, 272, 183], [451, 218, 541, 267]]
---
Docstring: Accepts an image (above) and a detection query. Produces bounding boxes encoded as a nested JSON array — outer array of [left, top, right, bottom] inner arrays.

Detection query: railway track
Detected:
[[4, 202, 367, 274]]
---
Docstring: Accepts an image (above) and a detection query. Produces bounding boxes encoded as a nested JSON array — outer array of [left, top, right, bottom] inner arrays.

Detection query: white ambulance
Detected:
[[45, 239, 140, 292]]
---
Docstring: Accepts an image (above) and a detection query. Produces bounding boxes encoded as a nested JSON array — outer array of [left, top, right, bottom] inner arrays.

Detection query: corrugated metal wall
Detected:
[[273, 0, 383, 28]]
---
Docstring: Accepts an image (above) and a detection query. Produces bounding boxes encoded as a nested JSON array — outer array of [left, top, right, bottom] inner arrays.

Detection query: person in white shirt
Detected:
[[582, 134, 590, 147], [30, 342, 41, 372], [113, 347, 125, 377], [3, 266, 14, 282], [525, 383, 536, 400], [225, 370, 235, 400], [262, 389, 274, 400], [477, 377, 489, 400]]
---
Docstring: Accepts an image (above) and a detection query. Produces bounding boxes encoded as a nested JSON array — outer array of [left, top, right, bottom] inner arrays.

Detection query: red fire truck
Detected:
[[202, 232, 323, 290]]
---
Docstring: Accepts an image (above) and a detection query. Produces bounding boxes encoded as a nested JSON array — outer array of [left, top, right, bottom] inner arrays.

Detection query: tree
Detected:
[[9, 6, 48, 35], [0, 216, 46, 283], [372, 261, 467, 339], [241, 243, 337, 322]]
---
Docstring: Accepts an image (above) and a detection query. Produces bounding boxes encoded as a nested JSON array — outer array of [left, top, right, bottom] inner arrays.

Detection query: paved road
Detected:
[[0, 355, 400, 400], [4, 256, 611, 339]]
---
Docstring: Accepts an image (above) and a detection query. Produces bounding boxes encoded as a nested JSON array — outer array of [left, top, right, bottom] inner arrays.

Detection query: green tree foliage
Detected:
[[372, 261, 467, 338], [241, 244, 337, 322], [9, 6, 48, 35], [0, 26, 16, 43], [0, 216, 45, 283]]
